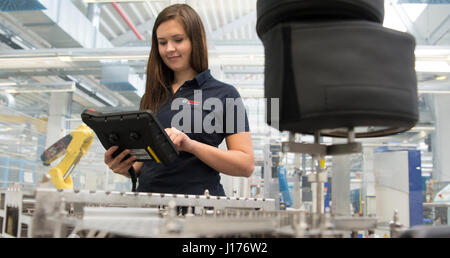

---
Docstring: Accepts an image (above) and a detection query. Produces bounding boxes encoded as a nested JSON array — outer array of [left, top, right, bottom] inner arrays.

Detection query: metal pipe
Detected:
[[87, 3, 101, 29], [111, 2, 145, 41], [87, 3, 101, 47]]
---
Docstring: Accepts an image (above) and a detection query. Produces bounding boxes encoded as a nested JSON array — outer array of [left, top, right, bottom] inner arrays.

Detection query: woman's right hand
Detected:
[[104, 146, 136, 178]]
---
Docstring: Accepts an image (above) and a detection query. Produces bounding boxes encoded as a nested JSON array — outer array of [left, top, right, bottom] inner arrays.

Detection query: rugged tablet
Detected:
[[81, 109, 179, 191]]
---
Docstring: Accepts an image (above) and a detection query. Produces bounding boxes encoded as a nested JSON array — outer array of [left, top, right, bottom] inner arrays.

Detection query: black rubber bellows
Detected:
[[257, 0, 418, 138], [257, 0, 385, 35]]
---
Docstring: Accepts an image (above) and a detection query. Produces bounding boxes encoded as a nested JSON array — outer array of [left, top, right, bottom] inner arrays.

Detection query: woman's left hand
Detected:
[[165, 127, 195, 152]]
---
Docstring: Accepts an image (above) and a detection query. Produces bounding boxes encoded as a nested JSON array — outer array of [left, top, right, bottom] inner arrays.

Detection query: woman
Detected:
[[104, 4, 254, 196]]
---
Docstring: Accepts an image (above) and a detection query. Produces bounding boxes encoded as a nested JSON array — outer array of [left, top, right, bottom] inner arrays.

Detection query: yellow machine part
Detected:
[[48, 123, 94, 189], [320, 159, 325, 168]]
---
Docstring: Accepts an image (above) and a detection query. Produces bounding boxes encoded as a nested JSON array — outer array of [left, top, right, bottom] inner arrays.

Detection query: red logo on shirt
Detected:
[[187, 100, 201, 105]]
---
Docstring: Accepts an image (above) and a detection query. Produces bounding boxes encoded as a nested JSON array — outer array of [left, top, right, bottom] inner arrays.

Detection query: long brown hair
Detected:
[[140, 4, 208, 113]]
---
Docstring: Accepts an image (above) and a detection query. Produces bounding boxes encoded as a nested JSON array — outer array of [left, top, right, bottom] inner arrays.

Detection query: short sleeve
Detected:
[[222, 86, 250, 137]]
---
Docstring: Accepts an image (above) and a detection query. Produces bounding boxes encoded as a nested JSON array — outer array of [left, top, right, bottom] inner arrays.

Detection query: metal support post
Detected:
[[45, 92, 71, 149], [310, 131, 326, 217]]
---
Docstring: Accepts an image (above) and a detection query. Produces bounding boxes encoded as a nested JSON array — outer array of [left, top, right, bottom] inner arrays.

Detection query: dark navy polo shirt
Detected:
[[137, 69, 250, 196]]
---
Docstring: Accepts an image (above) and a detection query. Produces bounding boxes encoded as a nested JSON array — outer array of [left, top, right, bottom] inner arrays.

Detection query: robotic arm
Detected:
[[40, 124, 94, 189]]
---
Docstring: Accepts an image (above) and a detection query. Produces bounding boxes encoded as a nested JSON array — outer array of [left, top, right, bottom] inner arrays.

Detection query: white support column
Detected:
[[432, 95, 450, 185], [240, 177, 249, 198], [362, 146, 377, 217], [329, 137, 351, 216], [331, 154, 351, 216], [263, 144, 278, 201], [45, 92, 71, 148], [220, 173, 233, 196], [292, 134, 302, 209], [232, 176, 241, 197], [87, 3, 101, 48]]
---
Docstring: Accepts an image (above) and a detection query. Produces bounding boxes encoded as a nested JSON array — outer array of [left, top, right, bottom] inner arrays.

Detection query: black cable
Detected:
[[128, 166, 137, 192]]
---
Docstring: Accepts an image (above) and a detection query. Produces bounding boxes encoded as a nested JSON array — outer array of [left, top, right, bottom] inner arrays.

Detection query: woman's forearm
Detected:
[[188, 140, 254, 177]]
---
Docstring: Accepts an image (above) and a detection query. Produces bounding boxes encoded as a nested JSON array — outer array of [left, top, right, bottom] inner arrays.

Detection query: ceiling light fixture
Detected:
[[415, 61, 450, 73], [418, 90, 450, 94], [58, 56, 73, 62], [0, 82, 17, 86], [0, 82, 76, 93]]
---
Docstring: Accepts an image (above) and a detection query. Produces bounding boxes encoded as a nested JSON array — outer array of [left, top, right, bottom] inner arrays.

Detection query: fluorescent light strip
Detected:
[[0, 56, 148, 63], [415, 61, 450, 73], [0, 82, 17, 86], [0, 57, 62, 62], [411, 126, 435, 131], [0, 82, 76, 93], [71, 55, 148, 61], [3, 89, 73, 93], [418, 90, 450, 94]]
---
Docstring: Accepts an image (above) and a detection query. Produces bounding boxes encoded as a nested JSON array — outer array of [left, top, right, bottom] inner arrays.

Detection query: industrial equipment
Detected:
[[40, 124, 94, 189], [257, 0, 418, 138], [1, 183, 447, 238], [0, 183, 382, 238], [0, 184, 278, 238], [252, 0, 444, 239], [2, 0, 448, 239]]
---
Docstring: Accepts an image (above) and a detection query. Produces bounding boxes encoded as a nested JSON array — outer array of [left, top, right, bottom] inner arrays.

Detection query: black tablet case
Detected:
[[81, 109, 179, 165]]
